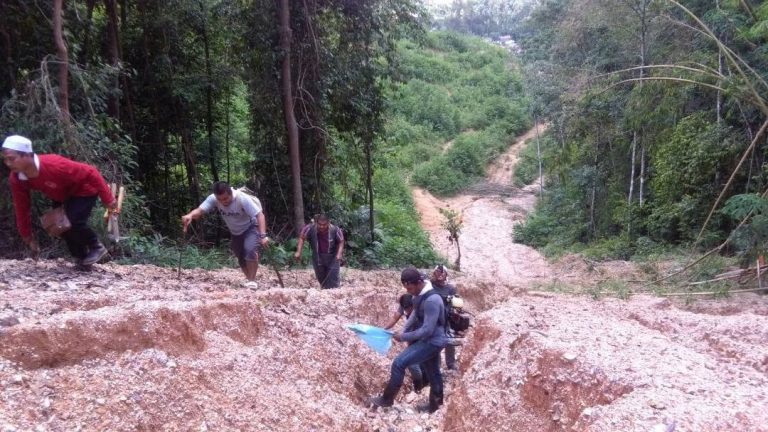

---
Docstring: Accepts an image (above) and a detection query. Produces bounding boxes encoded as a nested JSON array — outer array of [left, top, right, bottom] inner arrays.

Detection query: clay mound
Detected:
[[0, 260, 448, 431], [0, 300, 264, 369], [446, 294, 768, 432]]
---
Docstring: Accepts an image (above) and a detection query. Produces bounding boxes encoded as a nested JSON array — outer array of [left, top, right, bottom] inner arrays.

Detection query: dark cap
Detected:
[[400, 267, 423, 284]]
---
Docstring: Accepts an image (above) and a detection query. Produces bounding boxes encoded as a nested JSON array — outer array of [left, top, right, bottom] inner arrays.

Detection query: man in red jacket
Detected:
[[2, 135, 117, 267]]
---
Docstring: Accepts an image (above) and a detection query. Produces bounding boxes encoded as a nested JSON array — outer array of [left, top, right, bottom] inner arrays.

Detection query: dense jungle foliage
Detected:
[[431, 0, 768, 263], [7, 0, 766, 270], [508, 0, 768, 262], [0, 0, 528, 269]]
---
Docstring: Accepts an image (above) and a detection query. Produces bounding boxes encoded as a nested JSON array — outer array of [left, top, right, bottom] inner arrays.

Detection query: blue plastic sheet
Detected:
[[347, 324, 394, 355]]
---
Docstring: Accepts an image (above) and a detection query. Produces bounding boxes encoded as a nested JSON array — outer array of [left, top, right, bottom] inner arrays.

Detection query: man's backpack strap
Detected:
[[414, 290, 446, 331], [235, 187, 262, 217]]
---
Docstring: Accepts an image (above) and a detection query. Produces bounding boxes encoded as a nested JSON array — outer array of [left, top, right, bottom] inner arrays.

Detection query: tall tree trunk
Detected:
[[162, 132, 171, 226], [277, 0, 305, 234], [82, 0, 97, 65], [364, 138, 375, 242], [52, 0, 71, 136], [639, 145, 645, 206], [311, 114, 327, 211], [623, 0, 650, 231], [181, 128, 201, 206], [0, 8, 15, 92], [635, 3, 648, 211], [200, 0, 218, 182], [717, 48, 724, 125], [225, 88, 231, 183], [628, 132, 637, 205], [117, 0, 137, 147], [104, 0, 121, 119], [120, 0, 128, 26]]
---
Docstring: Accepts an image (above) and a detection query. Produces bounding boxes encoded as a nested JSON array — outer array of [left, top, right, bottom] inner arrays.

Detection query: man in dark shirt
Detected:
[[367, 268, 448, 413], [294, 214, 344, 288]]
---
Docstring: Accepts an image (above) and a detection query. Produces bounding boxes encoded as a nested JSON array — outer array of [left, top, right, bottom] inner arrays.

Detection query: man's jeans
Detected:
[[384, 340, 443, 403], [408, 363, 424, 385]]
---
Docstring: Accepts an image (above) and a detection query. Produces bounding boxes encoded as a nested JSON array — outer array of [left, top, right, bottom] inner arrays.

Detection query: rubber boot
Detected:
[[366, 382, 398, 409], [82, 242, 108, 266], [413, 376, 426, 394], [416, 392, 443, 413]]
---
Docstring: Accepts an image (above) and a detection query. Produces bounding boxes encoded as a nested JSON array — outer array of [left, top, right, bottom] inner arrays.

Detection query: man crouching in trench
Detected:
[[367, 267, 448, 413]]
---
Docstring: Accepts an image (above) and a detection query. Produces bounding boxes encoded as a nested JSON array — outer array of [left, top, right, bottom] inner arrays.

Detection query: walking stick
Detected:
[[262, 241, 285, 288], [177, 230, 187, 280], [104, 183, 126, 243], [272, 260, 285, 288]]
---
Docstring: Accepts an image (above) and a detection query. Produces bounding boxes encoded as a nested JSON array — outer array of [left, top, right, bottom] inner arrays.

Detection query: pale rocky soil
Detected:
[[0, 126, 767, 431]]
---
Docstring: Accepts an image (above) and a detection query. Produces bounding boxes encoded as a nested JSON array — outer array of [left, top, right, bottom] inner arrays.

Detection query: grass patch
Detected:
[[116, 234, 233, 269], [597, 280, 631, 300], [534, 280, 574, 293], [385, 31, 530, 198]]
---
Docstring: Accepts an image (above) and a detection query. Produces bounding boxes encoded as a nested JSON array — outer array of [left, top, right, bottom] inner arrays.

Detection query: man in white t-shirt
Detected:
[[181, 181, 268, 284]]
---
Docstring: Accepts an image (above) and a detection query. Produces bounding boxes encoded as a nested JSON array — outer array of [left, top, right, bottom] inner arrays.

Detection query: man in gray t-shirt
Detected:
[[181, 181, 268, 284]]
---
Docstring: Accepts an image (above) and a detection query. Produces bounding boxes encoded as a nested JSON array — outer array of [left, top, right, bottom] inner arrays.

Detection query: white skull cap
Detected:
[[2, 135, 33, 153]]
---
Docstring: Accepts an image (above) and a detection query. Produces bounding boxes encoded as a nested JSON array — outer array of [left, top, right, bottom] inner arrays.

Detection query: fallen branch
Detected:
[[685, 264, 768, 286], [641, 245, 724, 287], [659, 287, 767, 297], [687, 273, 749, 285], [644, 189, 768, 288]]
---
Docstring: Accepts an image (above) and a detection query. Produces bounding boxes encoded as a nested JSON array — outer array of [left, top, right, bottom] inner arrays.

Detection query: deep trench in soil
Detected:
[[3, 261, 767, 432], [0, 262, 624, 432]]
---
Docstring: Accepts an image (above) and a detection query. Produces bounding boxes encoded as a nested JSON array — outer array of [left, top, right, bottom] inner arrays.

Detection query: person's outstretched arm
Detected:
[[257, 211, 268, 246], [181, 208, 204, 233], [383, 311, 403, 330], [294, 224, 310, 259], [294, 237, 305, 259]]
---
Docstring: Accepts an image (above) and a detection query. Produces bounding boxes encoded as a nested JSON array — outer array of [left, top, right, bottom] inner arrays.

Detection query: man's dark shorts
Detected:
[[231, 224, 261, 268]]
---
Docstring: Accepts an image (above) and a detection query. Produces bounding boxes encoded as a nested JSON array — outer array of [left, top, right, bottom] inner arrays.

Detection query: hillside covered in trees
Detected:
[[427, 0, 768, 270], [512, 0, 768, 263], [0, 1, 532, 270]]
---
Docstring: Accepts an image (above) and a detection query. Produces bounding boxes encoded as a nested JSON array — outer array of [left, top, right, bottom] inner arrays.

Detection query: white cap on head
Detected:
[[433, 264, 448, 275], [2, 135, 33, 153]]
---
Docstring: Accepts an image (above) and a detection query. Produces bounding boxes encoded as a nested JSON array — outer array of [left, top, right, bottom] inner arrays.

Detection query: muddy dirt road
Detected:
[[412, 124, 611, 288], [412, 126, 547, 286]]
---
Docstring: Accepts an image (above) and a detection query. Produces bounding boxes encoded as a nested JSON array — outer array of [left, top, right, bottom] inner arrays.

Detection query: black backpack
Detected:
[[414, 290, 471, 335], [429, 291, 472, 334], [444, 295, 471, 333]]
